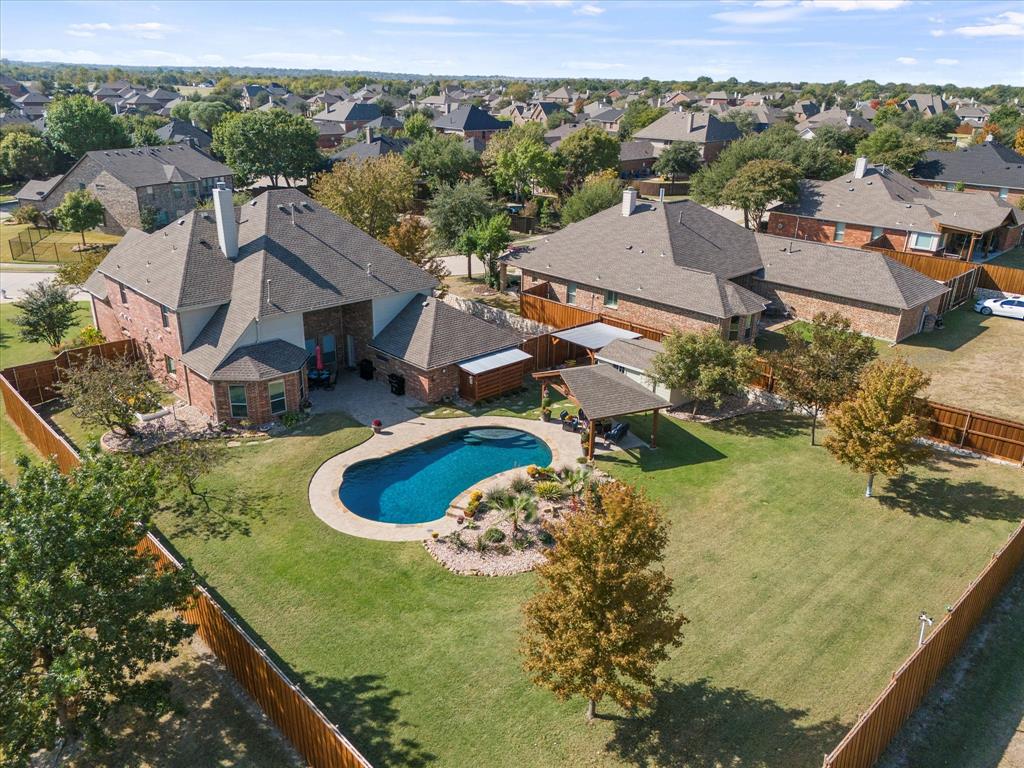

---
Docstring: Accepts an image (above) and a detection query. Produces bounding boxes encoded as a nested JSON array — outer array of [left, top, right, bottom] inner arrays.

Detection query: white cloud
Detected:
[[896, 56, 917, 64], [69, 22, 113, 31], [715, 0, 906, 25], [929, 29, 945, 37], [954, 11, 1024, 37], [934, 58, 959, 65], [65, 21, 176, 40], [803, 0, 906, 10], [502, 0, 574, 6], [563, 60, 626, 70], [240, 51, 375, 68], [574, 4, 604, 15]]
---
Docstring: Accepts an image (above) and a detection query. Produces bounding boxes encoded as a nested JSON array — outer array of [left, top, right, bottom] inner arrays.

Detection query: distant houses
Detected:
[[632, 111, 741, 163]]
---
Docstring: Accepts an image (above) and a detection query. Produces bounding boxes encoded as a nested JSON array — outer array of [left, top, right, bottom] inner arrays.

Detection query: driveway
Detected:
[[0, 268, 89, 302]]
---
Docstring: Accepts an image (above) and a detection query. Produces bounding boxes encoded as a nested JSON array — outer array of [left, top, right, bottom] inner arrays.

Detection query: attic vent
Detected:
[[250, 200, 258, 206], [302, 202, 313, 210], [866, 181, 873, 186], [277, 204, 290, 214], [291, 202, 302, 211], [177, 220, 185, 225], [201, 213, 211, 221], [625, 244, 632, 250]]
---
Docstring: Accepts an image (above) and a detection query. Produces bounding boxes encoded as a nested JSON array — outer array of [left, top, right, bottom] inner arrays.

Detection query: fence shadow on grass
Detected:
[[877, 474, 1024, 523], [604, 678, 846, 768], [704, 409, 810, 441], [303, 673, 436, 768]]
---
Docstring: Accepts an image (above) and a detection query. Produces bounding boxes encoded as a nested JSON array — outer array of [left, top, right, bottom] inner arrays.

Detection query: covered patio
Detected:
[[533, 363, 670, 460]]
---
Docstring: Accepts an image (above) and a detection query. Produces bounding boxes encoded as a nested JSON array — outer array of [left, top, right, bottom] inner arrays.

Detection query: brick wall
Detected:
[[894, 295, 944, 342], [914, 180, 1023, 207], [996, 223, 1023, 251], [367, 353, 459, 403], [185, 369, 217, 419], [750, 278, 912, 341], [522, 271, 729, 337], [766, 212, 912, 251], [212, 370, 304, 424], [341, 301, 375, 366], [94, 277, 189, 400]]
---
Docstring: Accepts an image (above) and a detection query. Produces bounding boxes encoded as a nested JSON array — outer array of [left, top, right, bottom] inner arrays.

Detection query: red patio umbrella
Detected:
[[314, 344, 323, 371]]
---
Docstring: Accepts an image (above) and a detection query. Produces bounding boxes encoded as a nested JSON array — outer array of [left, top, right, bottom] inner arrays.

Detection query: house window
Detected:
[[145, 186, 153, 195], [945, 182, 956, 191], [743, 314, 754, 340], [268, 380, 287, 415], [871, 226, 884, 241], [728, 316, 740, 341], [228, 385, 248, 418], [118, 282, 128, 304], [999, 187, 1009, 200], [160, 304, 171, 329], [566, 282, 577, 305], [603, 290, 618, 308], [164, 355, 176, 375], [909, 232, 940, 251], [833, 222, 846, 243]]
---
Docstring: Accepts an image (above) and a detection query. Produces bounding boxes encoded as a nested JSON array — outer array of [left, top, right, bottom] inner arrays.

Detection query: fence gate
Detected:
[[940, 267, 980, 314]]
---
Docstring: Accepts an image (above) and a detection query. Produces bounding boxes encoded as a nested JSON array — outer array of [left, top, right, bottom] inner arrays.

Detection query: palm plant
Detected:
[[563, 467, 592, 499], [494, 493, 537, 533]]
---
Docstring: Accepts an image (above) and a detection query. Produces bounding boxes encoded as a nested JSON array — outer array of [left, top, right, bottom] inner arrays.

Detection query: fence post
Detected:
[[959, 411, 973, 448]]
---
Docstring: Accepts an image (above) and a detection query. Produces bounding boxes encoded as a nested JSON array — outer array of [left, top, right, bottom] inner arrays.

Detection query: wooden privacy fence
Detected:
[[1, 370, 373, 768], [1, 338, 140, 406], [924, 402, 1024, 465], [520, 286, 667, 342], [863, 245, 1024, 296], [822, 518, 1024, 768]]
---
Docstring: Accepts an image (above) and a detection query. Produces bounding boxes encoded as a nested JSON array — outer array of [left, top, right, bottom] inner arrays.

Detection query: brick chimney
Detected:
[[854, 156, 869, 180], [366, 126, 373, 144], [621, 188, 637, 217], [212, 182, 237, 259]]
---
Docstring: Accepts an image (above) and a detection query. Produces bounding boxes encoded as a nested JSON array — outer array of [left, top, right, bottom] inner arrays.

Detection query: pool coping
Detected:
[[307, 415, 585, 542]]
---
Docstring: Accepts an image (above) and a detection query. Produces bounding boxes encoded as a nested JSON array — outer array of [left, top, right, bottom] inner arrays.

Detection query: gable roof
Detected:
[[331, 135, 409, 161], [557, 364, 668, 420], [71, 144, 231, 191], [911, 142, 1024, 191], [753, 234, 949, 310], [92, 188, 437, 378], [505, 200, 767, 319], [370, 297, 521, 370], [633, 111, 741, 144], [772, 163, 1020, 234], [594, 336, 663, 373], [799, 107, 874, 133], [619, 140, 656, 162], [154, 118, 212, 149], [16, 175, 64, 201], [312, 101, 382, 123], [433, 104, 507, 133]]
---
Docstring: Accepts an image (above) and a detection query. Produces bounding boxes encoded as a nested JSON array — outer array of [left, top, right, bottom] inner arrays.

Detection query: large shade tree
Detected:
[[481, 122, 561, 200], [404, 132, 481, 190], [0, 453, 195, 765], [653, 141, 702, 181], [44, 95, 131, 158], [555, 125, 620, 190], [212, 109, 320, 187], [12, 281, 80, 349], [426, 178, 494, 264], [720, 158, 802, 229], [650, 328, 757, 414], [521, 480, 687, 720], [312, 153, 415, 239]]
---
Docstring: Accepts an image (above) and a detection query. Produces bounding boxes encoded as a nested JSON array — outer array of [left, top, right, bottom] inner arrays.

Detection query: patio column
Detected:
[[967, 233, 978, 263], [587, 423, 596, 461], [651, 409, 659, 449]]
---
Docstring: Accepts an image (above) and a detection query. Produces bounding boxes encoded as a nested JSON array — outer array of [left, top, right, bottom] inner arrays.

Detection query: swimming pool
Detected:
[[339, 427, 552, 525]]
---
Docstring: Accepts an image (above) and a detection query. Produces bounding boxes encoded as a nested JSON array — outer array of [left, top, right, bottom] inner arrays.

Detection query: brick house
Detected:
[[432, 105, 509, 145], [311, 101, 382, 134], [82, 187, 523, 422], [910, 141, 1024, 207], [632, 111, 741, 163], [20, 144, 232, 234], [767, 158, 1023, 261], [506, 191, 949, 343]]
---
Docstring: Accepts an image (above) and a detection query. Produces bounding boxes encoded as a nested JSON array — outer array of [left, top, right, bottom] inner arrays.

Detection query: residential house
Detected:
[[589, 108, 624, 134], [594, 337, 687, 406], [240, 82, 290, 110], [506, 191, 949, 343], [632, 111, 741, 163], [22, 144, 232, 234], [767, 157, 1023, 261], [785, 99, 820, 121], [543, 121, 587, 150], [305, 88, 350, 114], [518, 101, 566, 125], [343, 115, 404, 140], [702, 91, 735, 107], [83, 187, 527, 416], [0, 73, 28, 98], [12, 91, 51, 119], [657, 91, 700, 108], [618, 140, 657, 178], [154, 118, 213, 150], [910, 141, 1024, 206], [312, 101, 383, 135], [710, 103, 787, 133], [545, 86, 581, 105], [259, 93, 307, 115], [953, 102, 990, 128], [330, 132, 409, 163], [117, 92, 163, 114], [432, 105, 508, 144], [795, 108, 874, 139], [15, 176, 63, 207], [901, 93, 950, 116], [417, 90, 464, 115], [146, 88, 179, 107]]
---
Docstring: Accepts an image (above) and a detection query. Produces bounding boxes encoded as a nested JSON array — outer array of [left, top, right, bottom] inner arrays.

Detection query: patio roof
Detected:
[[555, 364, 669, 421], [458, 347, 532, 375], [552, 322, 641, 351]]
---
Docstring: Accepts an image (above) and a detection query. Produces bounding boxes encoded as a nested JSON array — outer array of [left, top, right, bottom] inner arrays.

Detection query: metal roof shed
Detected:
[[552, 322, 642, 350]]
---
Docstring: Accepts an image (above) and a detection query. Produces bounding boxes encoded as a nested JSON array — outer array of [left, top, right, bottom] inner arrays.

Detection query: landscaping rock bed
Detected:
[[101, 402, 282, 454], [668, 388, 787, 423]]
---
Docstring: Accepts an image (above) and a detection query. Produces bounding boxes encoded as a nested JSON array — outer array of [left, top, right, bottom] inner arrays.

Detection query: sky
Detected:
[[1, 0, 1022, 86]]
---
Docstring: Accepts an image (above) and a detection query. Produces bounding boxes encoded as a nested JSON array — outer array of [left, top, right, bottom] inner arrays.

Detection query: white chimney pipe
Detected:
[[621, 188, 637, 217], [854, 156, 869, 180], [212, 182, 238, 259]]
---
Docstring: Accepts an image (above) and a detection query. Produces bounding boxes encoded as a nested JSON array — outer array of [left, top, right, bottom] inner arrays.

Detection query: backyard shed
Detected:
[[458, 348, 534, 403], [552, 322, 642, 362]]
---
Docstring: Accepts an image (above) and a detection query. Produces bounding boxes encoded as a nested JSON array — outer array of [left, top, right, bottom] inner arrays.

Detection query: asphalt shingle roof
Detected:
[[210, 339, 309, 381], [312, 101, 382, 123], [16, 175, 63, 200], [557, 364, 668, 420], [633, 111, 741, 144], [433, 104, 508, 133], [753, 234, 949, 310], [331, 135, 409, 161], [595, 337, 664, 372], [370, 297, 522, 370], [72, 144, 231, 190], [772, 164, 1020, 234], [505, 200, 768, 319], [911, 142, 1024, 191], [154, 118, 212, 149]]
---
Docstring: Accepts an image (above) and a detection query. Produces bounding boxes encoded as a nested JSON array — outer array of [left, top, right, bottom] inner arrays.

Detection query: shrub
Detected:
[[510, 476, 533, 495], [512, 532, 531, 551], [466, 489, 484, 518], [483, 527, 506, 544], [474, 535, 489, 553], [68, 325, 105, 349], [534, 480, 566, 502], [527, 465, 556, 481], [445, 531, 468, 551], [537, 529, 555, 547], [485, 487, 513, 508], [12, 204, 43, 225], [280, 412, 304, 429]]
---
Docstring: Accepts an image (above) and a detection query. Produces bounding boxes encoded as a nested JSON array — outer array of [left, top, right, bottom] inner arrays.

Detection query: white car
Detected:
[[974, 296, 1024, 319]]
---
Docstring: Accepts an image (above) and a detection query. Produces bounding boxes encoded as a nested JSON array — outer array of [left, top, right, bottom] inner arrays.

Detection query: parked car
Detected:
[[974, 296, 1024, 319]]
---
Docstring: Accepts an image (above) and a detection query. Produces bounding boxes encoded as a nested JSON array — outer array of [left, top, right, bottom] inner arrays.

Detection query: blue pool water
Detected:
[[340, 427, 552, 524]]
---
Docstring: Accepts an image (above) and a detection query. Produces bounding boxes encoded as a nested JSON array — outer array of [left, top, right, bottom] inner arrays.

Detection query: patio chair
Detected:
[[606, 421, 629, 444]]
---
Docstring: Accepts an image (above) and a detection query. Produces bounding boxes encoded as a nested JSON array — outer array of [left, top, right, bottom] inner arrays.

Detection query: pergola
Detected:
[[552, 322, 643, 364], [534, 364, 670, 460]]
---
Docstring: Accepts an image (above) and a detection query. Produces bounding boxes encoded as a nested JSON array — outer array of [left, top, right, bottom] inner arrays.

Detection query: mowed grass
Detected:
[[0, 221, 121, 262], [0, 301, 91, 482], [153, 409, 1024, 768], [414, 380, 576, 421], [987, 245, 1024, 270], [757, 309, 1024, 423]]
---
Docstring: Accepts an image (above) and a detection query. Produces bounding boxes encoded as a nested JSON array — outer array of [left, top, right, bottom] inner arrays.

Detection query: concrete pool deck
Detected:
[[308, 415, 587, 541]]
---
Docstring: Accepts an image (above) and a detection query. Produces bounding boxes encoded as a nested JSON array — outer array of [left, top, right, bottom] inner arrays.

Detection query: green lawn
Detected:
[[151, 409, 1024, 768], [0, 220, 121, 263], [413, 379, 576, 421], [0, 300, 92, 482]]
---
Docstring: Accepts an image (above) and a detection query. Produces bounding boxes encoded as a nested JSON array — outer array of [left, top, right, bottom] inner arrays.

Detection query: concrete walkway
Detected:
[[308, 414, 585, 542], [307, 370, 423, 426]]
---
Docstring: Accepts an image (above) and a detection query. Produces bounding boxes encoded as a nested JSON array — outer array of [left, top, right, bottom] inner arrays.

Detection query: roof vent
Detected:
[[366, 262, 373, 276], [250, 200, 258, 206], [178, 219, 185, 225], [291, 202, 302, 211], [277, 204, 290, 214]]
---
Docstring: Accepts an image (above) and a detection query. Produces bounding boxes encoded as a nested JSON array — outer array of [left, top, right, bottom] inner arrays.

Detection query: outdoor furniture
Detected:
[[606, 421, 629, 444]]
